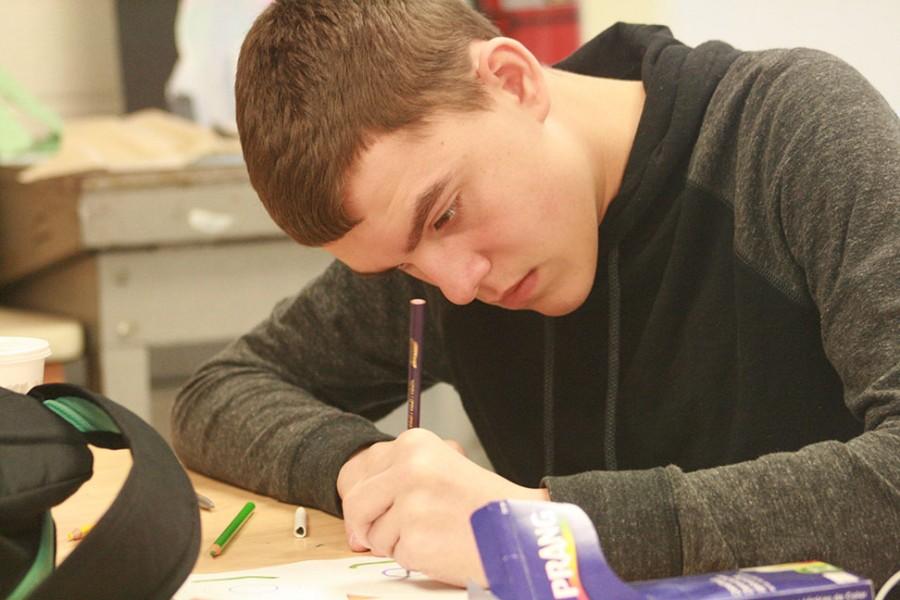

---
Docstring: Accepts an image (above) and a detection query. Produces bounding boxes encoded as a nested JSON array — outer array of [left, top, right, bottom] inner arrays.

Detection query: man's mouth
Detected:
[[497, 269, 538, 309]]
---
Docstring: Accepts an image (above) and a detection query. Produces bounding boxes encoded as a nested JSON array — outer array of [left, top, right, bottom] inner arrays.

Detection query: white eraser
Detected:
[[293, 506, 308, 538]]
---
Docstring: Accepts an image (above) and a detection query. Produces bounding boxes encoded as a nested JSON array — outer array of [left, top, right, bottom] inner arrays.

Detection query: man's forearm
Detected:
[[545, 418, 900, 588], [172, 349, 393, 512], [172, 261, 444, 511]]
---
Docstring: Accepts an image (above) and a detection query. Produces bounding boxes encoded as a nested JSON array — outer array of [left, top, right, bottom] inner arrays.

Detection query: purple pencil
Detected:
[[406, 298, 426, 429]]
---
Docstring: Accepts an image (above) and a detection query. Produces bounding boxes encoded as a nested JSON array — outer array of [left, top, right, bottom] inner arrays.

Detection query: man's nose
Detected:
[[417, 249, 489, 306]]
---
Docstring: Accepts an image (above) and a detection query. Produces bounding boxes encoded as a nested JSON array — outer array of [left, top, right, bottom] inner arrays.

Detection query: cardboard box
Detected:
[[471, 500, 874, 600]]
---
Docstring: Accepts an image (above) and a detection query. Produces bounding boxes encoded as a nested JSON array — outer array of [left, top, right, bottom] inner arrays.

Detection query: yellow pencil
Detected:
[[67, 524, 93, 541]]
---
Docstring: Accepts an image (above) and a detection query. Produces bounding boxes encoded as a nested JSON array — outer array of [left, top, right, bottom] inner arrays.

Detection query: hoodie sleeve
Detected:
[[171, 260, 450, 516], [544, 49, 900, 587]]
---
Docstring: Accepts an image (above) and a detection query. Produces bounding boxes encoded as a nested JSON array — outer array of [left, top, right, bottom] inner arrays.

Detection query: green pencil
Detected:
[[209, 501, 255, 557]]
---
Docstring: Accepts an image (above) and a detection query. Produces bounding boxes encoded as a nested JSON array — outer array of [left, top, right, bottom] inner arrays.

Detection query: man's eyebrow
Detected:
[[406, 174, 451, 253], [348, 174, 452, 278]]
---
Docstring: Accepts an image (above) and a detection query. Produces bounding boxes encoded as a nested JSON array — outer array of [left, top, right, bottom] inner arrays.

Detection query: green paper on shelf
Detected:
[[0, 67, 62, 162]]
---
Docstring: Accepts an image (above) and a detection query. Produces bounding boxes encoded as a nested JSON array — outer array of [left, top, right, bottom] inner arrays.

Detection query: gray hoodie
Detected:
[[173, 25, 900, 586]]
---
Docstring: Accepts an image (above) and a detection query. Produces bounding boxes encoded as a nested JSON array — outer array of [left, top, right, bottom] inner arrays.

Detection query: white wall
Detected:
[[578, 0, 899, 112], [0, 0, 123, 118], [3, 1, 896, 119]]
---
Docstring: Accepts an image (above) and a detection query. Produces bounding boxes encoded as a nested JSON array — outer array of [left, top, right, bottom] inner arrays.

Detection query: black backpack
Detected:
[[1, 383, 200, 599]]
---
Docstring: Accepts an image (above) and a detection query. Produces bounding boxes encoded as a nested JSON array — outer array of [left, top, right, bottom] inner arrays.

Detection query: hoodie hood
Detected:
[[438, 24, 741, 485], [558, 23, 741, 253], [542, 24, 742, 474]]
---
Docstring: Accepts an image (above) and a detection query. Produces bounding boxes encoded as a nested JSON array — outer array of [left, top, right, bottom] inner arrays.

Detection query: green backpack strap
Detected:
[[6, 514, 54, 600], [42, 397, 122, 435]]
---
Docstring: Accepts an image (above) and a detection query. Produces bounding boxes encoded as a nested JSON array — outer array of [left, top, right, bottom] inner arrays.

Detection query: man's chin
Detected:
[[532, 288, 590, 317]]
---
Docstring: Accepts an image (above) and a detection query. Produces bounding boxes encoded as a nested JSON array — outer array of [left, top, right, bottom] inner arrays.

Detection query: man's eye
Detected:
[[433, 203, 457, 231]]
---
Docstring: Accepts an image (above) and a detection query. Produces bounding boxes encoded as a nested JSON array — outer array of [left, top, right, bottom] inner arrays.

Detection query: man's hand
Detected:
[[336, 428, 549, 587]]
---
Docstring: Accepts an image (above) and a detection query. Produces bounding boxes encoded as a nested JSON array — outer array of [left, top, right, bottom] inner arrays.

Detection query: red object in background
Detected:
[[479, 0, 580, 65]]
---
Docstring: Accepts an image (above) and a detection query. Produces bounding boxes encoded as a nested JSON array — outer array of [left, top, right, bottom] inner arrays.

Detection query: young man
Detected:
[[172, 0, 900, 589]]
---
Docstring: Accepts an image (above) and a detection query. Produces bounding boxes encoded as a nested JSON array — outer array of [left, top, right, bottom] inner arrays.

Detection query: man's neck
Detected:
[[544, 68, 646, 222]]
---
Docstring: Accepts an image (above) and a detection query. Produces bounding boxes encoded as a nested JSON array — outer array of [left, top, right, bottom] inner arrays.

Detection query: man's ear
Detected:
[[473, 37, 549, 122]]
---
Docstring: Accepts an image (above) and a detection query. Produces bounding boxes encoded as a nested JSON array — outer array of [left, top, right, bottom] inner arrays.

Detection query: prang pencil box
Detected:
[[470, 500, 874, 600]]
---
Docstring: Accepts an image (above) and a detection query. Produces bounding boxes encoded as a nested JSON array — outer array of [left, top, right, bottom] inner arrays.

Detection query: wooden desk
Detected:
[[52, 447, 357, 572]]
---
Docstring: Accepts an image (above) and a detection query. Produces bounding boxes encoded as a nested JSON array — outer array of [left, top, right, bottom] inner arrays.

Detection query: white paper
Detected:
[[174, 556, 468, 600]]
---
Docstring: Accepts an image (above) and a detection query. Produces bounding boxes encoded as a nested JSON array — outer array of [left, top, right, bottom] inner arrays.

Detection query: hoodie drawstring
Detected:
[[543, 243, 622, 477], [604, 245, 621, 470], [542, 318, 556, 477]]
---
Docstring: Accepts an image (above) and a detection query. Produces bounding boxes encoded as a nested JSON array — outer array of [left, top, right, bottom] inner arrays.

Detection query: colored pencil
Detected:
[[67, 524, 93, 541], [209, 501, 255, 557], [404, 297, 426, 579], [406, 298, 426, 428]]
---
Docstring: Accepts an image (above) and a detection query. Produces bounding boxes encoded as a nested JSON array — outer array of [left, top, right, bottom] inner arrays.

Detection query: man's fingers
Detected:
[[342, 468, 399, 549], [364, 503, 404, 558], [344, 521, 370, 552]]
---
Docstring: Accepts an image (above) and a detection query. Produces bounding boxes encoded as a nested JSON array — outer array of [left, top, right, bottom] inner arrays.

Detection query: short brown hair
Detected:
[[236, 0, 500, 246]]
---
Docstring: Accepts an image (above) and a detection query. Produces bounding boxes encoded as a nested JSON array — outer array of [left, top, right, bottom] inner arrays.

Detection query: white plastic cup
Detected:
[[0, 336, 52, 393]]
